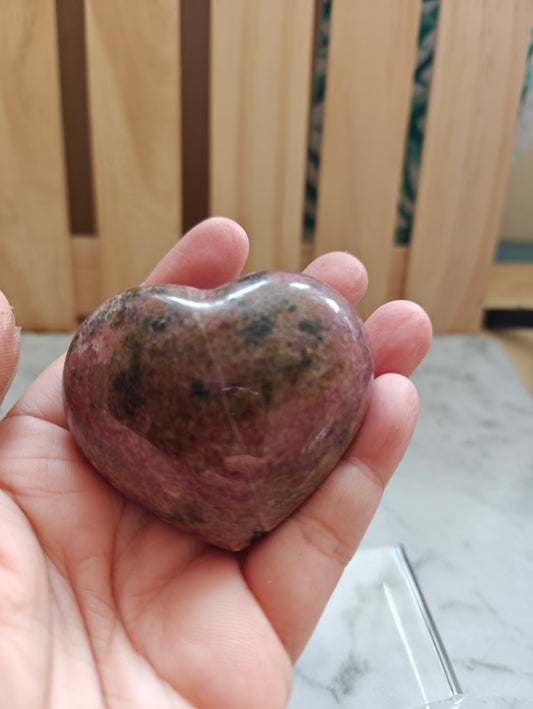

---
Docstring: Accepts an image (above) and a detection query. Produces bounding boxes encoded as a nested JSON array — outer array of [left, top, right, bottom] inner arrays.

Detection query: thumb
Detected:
[[0, 292, 21, 406]]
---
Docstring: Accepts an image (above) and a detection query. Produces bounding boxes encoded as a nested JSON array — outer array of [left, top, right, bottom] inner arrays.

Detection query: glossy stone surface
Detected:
[[63, 272, 373, 550]]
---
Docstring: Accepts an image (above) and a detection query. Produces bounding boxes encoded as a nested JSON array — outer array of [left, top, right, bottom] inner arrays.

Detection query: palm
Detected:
[[1, 410, 290, 708], [0, 219, 431, 709]]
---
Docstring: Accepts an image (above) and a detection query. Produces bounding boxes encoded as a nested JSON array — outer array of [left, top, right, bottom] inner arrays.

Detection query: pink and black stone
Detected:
[[63, 271, 373, 550]]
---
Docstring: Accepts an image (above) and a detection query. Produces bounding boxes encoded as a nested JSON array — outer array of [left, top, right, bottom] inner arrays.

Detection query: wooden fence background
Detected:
[[1, 0, 532, 332]]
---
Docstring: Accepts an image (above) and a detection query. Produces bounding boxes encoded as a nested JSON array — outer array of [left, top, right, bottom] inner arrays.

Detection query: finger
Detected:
[[243, 373, 419, 661], [0, 292, 21, 406], [365, 300, 432, 377], [303, 251, 368, 307], [302, 258, 431, 379], [8, 218, 250, 428], [144, 217, 249, 288]]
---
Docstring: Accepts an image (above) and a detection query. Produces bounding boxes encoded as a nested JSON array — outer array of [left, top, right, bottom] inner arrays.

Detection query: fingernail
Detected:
[[0, 312, 21, 404], [0, 307, 17, 330], [0, 309, 21, 349]]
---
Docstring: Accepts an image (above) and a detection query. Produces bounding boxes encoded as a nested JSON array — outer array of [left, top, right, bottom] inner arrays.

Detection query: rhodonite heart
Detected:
[[63, 271, 373, 550]]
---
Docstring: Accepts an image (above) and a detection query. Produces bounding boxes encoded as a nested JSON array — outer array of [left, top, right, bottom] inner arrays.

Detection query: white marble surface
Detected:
[[2, 334, 533, 707], [292, 335, 533, 708], [0, 332, 73, 417]]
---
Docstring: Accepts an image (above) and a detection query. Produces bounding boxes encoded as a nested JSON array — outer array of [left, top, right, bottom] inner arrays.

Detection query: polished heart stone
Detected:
[[63, 271, 373, 550]]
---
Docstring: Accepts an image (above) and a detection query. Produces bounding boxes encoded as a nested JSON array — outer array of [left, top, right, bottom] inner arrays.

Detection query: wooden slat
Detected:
[[210, 0, 315, 273], [487, 330, 533, 395], [485, 263, 533, 310], [387, 245, 410, 302], [405, 0, 533, 333], [85, 0, 181, 297], [71, 235, 103, 319], [314, 0, 421, 319], [0, 0, 76, 331], [500, 144, 533, 242]]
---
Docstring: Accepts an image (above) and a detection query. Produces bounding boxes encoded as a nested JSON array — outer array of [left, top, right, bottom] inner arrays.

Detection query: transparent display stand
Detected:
[[290, 546, 464, 708]]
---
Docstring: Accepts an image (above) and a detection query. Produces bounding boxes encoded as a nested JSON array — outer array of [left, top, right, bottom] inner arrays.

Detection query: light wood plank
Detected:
[[314, 0, 421, 318], [71, 236, 103, 319], [406, 0, 533, 333], [85, 0, 181, 297], [487, 329, 533, 395], [387, 246, 410, 302], [485, 263, 533, 310], [300, 242, 315, 271], [210, 0, 315, 272], [0, 0, 77, 331], [500, 144, 533, 242]]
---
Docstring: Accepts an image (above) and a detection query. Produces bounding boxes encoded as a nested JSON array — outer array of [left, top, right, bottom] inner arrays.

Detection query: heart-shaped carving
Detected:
[[63, 271, 373, 550]]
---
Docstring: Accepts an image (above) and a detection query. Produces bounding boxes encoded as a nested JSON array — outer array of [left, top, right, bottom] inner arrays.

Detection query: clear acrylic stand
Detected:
[[290, 545, 464, 708]]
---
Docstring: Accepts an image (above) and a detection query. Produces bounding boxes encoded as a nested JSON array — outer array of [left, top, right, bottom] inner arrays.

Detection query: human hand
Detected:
[[0, 218, 431, 709]]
